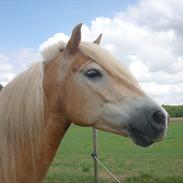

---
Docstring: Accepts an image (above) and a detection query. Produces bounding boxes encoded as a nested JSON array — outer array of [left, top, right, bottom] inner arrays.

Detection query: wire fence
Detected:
[[92, 128, 122, 183]]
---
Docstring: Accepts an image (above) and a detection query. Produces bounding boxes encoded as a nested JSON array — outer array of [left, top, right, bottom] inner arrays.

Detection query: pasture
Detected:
[[45, 121, 183, 183]]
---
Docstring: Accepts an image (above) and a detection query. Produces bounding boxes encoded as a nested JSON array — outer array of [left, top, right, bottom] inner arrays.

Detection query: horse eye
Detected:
[[85, 69, 102, 79]]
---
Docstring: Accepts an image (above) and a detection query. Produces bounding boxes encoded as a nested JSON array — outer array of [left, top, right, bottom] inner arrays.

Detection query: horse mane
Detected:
[[40, 40, 66, 61], [0, 62, 45, 182]]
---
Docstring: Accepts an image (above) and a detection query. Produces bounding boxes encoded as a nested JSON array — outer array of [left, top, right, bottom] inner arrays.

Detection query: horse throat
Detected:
[[37, 110, 71, 181]]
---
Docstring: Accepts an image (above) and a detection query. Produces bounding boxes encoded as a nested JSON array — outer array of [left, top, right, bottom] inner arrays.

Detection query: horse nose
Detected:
[[151, 110, 166, 130]]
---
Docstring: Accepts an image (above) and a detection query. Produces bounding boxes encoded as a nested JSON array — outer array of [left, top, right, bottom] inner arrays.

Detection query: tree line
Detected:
[[162, 105, 183, 117]]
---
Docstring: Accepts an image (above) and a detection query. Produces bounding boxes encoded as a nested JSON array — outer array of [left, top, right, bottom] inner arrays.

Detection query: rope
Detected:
[[92, 153, 122, 183]]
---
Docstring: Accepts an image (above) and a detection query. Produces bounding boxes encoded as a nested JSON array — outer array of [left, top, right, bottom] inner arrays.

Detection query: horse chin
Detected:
[[128, 129, 154, 147]]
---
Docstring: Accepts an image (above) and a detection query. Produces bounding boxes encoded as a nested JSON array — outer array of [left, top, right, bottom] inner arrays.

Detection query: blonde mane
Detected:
[[40, 40, 66, 61], [0, 62, 45, 182]]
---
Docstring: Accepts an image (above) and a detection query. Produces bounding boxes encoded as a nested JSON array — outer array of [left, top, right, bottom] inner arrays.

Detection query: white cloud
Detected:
[[0, 49, 41, 86], [39, 33, 69, 51], [1, 0, 183, 105], [0, 54, 15, 85]]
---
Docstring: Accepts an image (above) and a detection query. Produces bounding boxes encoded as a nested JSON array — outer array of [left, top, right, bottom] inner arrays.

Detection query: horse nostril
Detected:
[[152, 110, 166, 129]]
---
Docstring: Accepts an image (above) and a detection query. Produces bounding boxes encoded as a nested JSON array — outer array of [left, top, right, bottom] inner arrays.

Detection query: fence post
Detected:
[[93, 127, 99, 183]]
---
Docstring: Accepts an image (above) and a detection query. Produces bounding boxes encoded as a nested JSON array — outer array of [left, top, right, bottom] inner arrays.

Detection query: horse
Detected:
[[0, 24, 168, 183]]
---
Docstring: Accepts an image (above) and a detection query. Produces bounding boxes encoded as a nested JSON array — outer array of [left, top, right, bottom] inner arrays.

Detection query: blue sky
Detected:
[[0, 0, 137, 52]]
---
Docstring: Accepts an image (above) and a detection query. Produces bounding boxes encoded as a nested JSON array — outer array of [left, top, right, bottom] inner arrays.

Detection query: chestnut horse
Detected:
[[0, 24, 168, 183]]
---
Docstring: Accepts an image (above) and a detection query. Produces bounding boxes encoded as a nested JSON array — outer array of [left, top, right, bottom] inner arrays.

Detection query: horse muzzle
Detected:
[[127, 103, 168, 147]]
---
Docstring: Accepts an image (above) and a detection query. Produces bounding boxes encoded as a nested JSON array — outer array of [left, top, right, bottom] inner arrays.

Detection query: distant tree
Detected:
[[162, 105, 183, 117]]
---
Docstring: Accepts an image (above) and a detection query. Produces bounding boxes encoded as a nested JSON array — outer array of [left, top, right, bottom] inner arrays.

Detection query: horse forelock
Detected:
[[41, 40, 66, 62], [0, 62, 45, 182]]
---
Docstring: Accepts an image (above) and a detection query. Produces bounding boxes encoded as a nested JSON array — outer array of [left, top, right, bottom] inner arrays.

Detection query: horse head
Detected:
[[43, 24, 168, 147]]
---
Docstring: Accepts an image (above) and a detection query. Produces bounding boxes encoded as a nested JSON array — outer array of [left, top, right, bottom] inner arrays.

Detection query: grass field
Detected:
[[44, 122, 183, 183]]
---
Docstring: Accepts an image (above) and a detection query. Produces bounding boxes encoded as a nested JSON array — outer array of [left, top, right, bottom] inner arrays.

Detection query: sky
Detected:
[[0, 0, 183, 105]]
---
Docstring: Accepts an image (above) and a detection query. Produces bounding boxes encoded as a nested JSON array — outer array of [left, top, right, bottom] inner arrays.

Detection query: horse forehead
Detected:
[[71, 52, 90, 71], [79, 42, 139, 85], [80, 42, 128, 73]]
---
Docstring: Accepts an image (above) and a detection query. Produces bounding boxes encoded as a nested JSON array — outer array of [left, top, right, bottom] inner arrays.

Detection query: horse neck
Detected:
[[37, 108, 71, 180], [37, 58, 71, 180], [25, 94, 71, 183]]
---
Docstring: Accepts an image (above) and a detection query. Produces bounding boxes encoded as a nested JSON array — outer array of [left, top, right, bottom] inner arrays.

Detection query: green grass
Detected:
[[44, 122, 183, 183]]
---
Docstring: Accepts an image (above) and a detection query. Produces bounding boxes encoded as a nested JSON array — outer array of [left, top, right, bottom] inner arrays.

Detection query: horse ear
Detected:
[[66, 23, 82, 54], [93, 34, 102, 45]]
